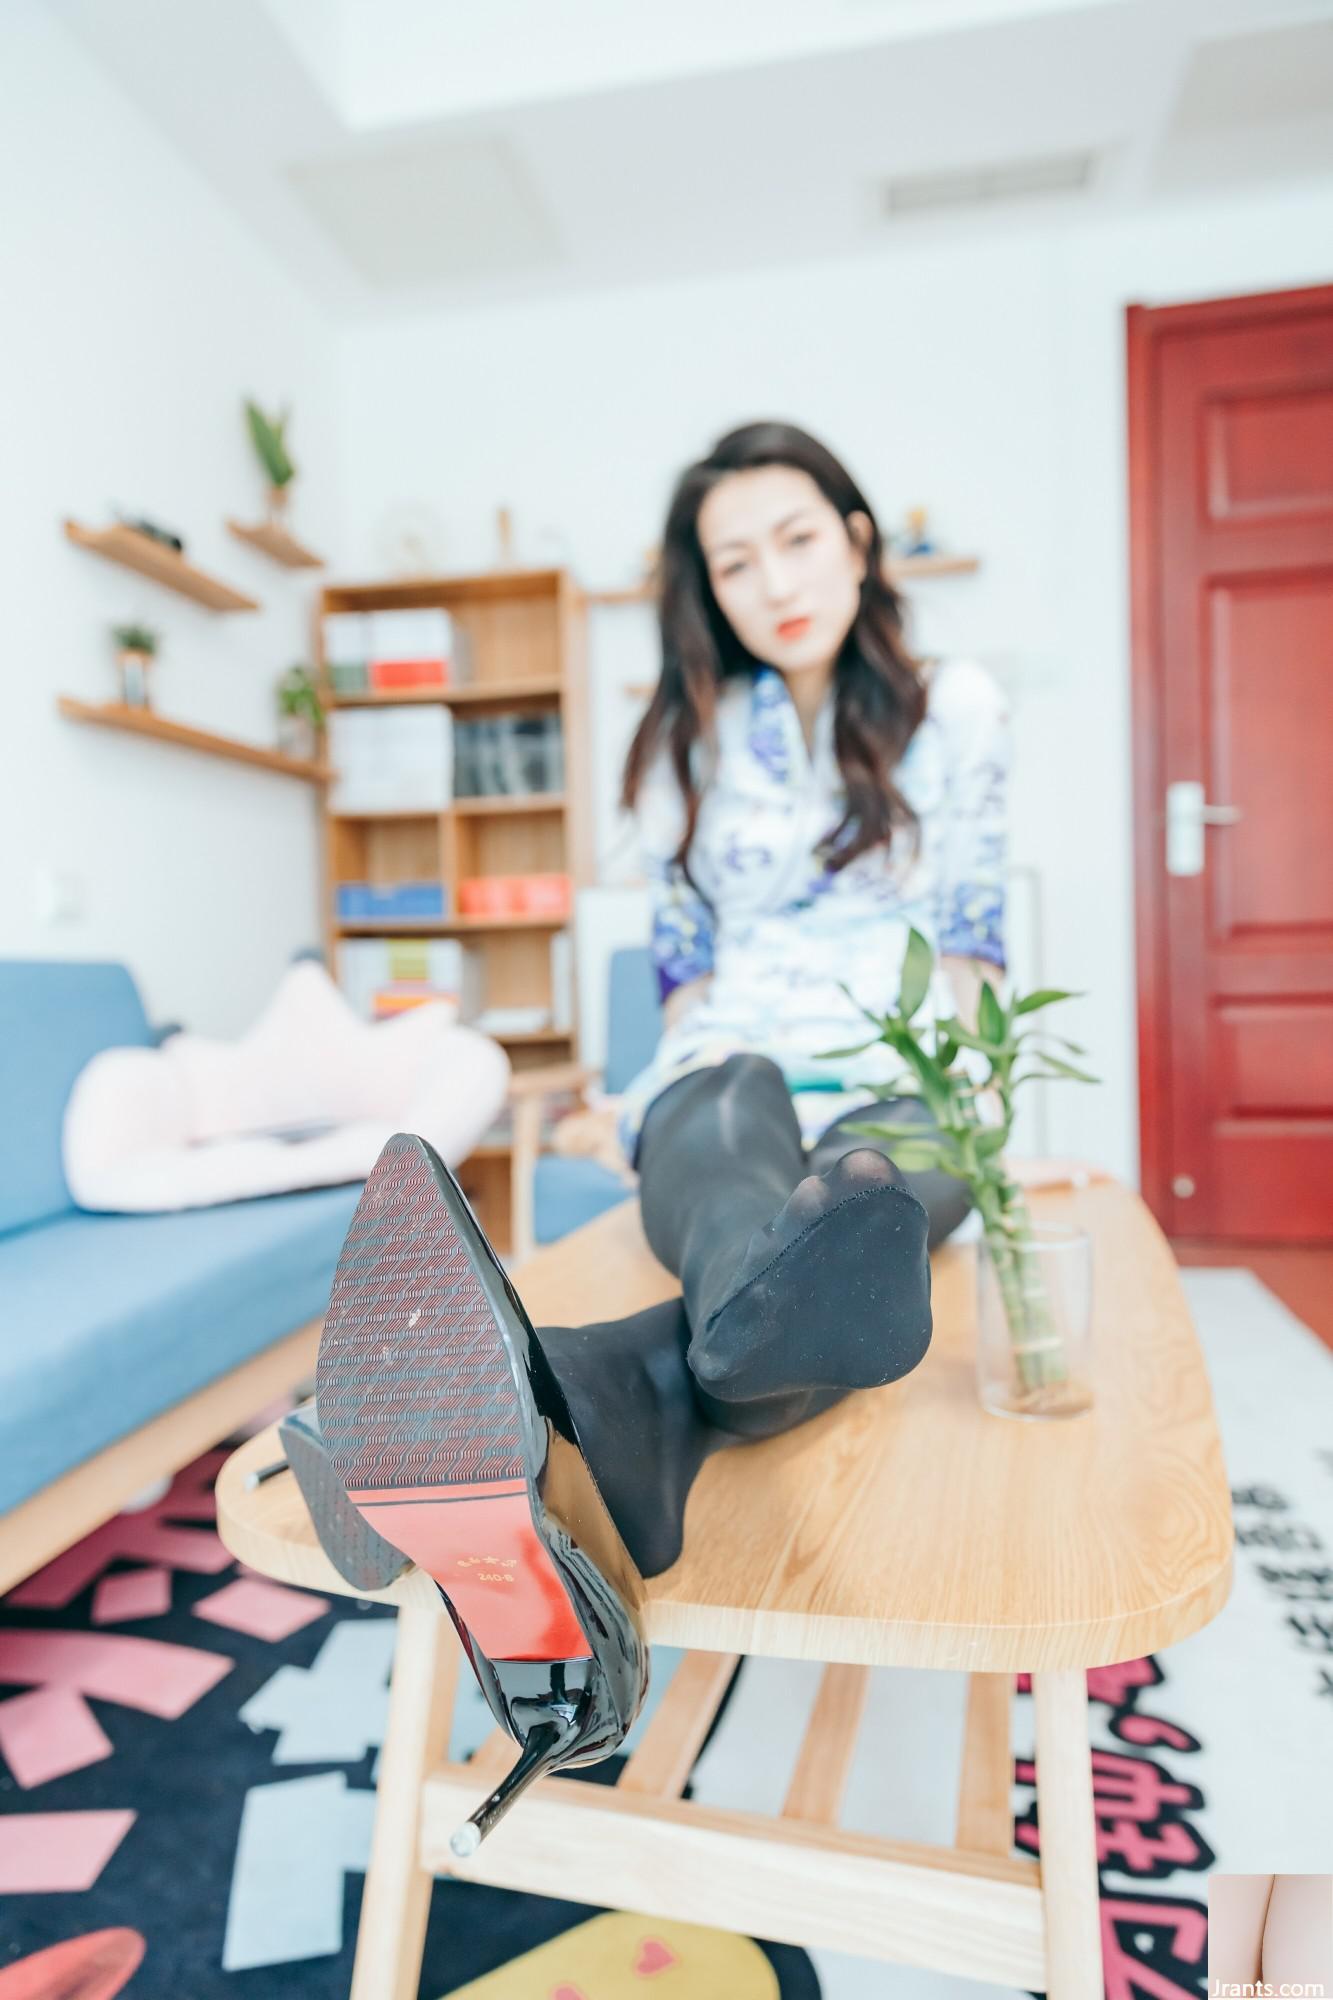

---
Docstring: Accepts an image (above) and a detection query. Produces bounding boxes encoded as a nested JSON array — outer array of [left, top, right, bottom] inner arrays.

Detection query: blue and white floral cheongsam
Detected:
[[617, 656, 1010, 1162]]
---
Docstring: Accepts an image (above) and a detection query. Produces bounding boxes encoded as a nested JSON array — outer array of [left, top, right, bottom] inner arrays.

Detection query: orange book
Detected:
[[368, 658, 449, 691]]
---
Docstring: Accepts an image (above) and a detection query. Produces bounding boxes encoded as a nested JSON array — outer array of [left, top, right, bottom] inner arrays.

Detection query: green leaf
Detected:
[[1020, 1030, 1088, 1055], [894, 1037, 952, 1117], [935, 1032, 959, 1068], [876, 1141, 945, 1172], [1028, 1054, 1099, 1084], [843, 1121, 939, 1144], [897, 927, 934, 1023], [977, 979, 1005, 1047], [245, 398, 296, 487], [938, 1016, 1005, 1057], [835, 980, 894, 1032], [1012, 987, 1082, 1016], [813, 1040, 882, 1061], [974, 1125, 1008, 1157]]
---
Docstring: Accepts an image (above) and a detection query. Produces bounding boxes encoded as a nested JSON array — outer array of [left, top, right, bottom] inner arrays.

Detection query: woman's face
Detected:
[[696, 464, 871, 680]]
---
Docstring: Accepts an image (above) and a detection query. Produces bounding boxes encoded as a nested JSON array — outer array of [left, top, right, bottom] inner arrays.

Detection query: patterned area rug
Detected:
[[0, 1270, 1328, 1998]]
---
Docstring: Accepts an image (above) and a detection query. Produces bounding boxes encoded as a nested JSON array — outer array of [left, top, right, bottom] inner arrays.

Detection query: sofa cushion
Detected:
[[0, 1182, 362, 1513], [0, 961, 153, 1236], [532, 1154, 633, 1246]]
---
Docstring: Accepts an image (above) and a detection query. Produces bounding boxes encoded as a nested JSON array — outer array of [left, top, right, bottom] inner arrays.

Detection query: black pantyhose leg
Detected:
[[637, 1053, 807, 1335], [805, 1095, 975, 1250], [536, 1300, 725, 1579], [636, 1056, 933, 1439]]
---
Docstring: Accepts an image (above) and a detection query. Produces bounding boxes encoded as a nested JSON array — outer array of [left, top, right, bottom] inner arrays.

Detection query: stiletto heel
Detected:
[[450, 1709, 578, 1857], [315, 1132, 650, 1846]]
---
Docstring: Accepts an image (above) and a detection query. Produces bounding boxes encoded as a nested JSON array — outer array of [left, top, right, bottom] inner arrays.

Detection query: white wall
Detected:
[[0, 2, 342, 1036], [338, 178, 1333, 1182]]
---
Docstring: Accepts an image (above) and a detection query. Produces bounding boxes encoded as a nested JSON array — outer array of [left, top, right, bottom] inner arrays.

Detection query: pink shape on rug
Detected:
[[8, 1455, 229, 1609], [0, 1686, 113, 1789], [0, 1811, 135, 1894], [634, 1938, 678, 1976], [192, 1577, 330, 1643], [551, 1988, 587, 2000], [0, 1630, 231, 1718], [0, 1927, 145, 1999], [92, 1567, 172, 1625]]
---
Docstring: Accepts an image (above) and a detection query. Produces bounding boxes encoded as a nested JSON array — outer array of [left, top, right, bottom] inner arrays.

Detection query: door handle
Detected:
[[1166, 780, 1243, 876]]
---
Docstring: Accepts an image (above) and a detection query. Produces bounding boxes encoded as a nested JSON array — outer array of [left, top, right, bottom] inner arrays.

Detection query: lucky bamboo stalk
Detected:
[[822, 927, 1098, 1396]]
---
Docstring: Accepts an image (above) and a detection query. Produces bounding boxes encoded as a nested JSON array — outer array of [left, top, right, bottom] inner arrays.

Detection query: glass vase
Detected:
[[975, 1222, 1093, 1420]]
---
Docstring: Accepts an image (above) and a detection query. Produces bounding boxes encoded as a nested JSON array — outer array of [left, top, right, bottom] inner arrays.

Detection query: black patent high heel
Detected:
[[278, 1398, 412, 1595], [314, 1132, 649, 1847], [449, 1709, 578, 1857]]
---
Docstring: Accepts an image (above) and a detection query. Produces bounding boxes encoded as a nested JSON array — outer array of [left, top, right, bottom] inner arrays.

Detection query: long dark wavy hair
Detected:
[[622, 420, 928, 881]]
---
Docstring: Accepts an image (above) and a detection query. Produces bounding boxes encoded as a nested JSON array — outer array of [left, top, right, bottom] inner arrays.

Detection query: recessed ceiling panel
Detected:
[[1156, 19, 1333, 190], [286, 133, 566, 286]]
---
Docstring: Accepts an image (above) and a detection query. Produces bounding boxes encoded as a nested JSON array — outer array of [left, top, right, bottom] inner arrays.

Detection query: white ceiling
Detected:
[[52, 0, 1333, 318]]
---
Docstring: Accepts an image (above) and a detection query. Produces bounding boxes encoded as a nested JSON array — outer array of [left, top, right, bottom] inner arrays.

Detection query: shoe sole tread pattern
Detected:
[[316, 1136, 591, 1663]]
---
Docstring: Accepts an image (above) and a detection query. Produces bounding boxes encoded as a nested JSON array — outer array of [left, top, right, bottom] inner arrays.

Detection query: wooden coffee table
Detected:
[[217, 1177, 1233, 1999]]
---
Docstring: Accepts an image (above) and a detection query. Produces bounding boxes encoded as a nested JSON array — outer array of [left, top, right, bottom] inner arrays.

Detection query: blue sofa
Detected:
[[0, 960, 363, 1587], [531, 946, 661, 1245]]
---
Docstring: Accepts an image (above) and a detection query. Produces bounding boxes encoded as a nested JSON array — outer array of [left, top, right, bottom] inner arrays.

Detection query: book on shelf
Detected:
[[323, 607, 469, 694], [338, 937, 483, 1020], [550, 929, 574, 1033], [328, 705, 453, 812], [471, 1005, 553, 1036], [453, 714, 563, 797]]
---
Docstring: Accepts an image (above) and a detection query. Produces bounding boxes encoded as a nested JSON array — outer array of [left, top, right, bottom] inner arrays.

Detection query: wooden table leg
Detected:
[[350, 1602, 459, 2000], [1030, 1669, 1103, 2000], [956, 1671, 1014, 1856]]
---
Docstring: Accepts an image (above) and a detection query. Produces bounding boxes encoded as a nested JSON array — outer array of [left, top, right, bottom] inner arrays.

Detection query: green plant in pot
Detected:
[[823, 927, 1100, 1415], [245, 398, 296, 519], [276, 663, 324, 761], [111, 620, 160, 710]]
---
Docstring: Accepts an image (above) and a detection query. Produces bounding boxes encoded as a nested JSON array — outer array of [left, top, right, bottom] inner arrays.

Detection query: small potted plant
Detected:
[[276, 663, 325, 761], [110, 621, 160, 709], [245, 398, 297, 520], [825, 927, 1100, 1419]]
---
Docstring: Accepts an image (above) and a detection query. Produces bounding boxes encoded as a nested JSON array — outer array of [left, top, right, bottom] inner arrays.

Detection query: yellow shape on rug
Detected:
[[438, 1911, 780, 1998]]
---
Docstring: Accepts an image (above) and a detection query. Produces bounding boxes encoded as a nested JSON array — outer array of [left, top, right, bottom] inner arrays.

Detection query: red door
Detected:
[[1129, 284, 1333, 1243]]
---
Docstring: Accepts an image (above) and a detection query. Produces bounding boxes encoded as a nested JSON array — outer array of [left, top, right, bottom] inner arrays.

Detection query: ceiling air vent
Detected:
[[880, 149, 1097, 216]]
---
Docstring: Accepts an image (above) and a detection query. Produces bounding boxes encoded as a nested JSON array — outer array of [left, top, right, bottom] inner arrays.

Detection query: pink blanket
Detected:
[[62, 962, 510, 1212]]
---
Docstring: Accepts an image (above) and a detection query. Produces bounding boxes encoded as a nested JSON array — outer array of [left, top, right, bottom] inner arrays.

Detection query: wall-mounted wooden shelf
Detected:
[[226, 517, 324, 570], [57, 698, 331, 783], [327, 678, 563, 710], [582, 553, 981, 605], [335, 914, 568, 936], [63, 520, 260, 612], [888, 553, 981, 579], [452, 793, 565, 817]]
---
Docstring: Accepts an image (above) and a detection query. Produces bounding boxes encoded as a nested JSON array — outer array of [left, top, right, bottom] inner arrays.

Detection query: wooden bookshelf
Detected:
[[57, 698, 331, 782], [226, 517, 324, 570], [318, 566, 590, 1243], [63, 520, 259, 612]]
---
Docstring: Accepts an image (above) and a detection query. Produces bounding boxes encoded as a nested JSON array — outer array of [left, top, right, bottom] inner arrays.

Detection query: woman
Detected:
[[303, 422, 1011, 1851]]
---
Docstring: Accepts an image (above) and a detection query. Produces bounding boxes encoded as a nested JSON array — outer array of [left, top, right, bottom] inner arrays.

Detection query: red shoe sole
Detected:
[[316, 1136, 591, 1664]]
